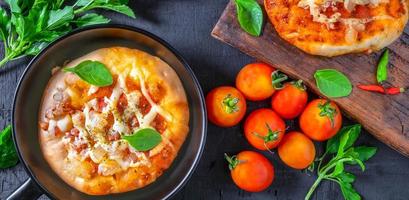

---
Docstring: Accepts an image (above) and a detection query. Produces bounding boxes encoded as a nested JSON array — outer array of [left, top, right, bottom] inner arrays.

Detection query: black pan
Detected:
[[10, 24, 207, 200]]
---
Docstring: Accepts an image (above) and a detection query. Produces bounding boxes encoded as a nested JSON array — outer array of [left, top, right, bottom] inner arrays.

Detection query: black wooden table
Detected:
[[1, 1, 409, 199]]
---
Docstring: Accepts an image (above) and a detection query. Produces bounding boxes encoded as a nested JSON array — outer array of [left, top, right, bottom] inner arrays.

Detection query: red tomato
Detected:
[[206, 86, 247, 127], [236, 63, 284, 101], [278, 131, 316, 169], [271, 80, 308, 119], [299, 99, 342, 141], [244, 109, 286, 150], [225, 151, 274, 192]]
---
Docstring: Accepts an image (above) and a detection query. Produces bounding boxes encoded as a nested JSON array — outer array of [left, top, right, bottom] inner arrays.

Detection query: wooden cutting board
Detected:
[[211, 0, 409, 157]]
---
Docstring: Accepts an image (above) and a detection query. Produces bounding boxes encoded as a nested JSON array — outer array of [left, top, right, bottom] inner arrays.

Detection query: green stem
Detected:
[[305, 175, 323, 200], [305, 157, 353, 200]]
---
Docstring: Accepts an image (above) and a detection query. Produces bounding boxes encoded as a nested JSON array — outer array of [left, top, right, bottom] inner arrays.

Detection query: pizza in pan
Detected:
[[265, 0, 409, 56], [38, 47, 189, 195]]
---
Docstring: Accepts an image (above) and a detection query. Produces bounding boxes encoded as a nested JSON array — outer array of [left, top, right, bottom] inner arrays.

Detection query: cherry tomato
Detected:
[[271, 80, 308, 119], [299, 99, 342, 141], [278, 131, 316, 169], [225, 151, 274, 192], [206, 86, 246, 127], [244, 109, 286, 150], [236, 63, 287, 101]]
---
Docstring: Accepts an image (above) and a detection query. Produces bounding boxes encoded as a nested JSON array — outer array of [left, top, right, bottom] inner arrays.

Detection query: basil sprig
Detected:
[[314, 69, 352, 98], [0, 0, 135, 68], [0, 125, 19, 169], [376, 49, 389, 84], [63, 60, 113, 87], [122, 128, 162, 151], [234, 0, 263, 36], [305, 124, 377, 200]]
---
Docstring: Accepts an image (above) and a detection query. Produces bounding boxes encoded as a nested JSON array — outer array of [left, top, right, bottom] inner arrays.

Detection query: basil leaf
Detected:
[[314, 69, 352, 98], [338, 182, 362, 200], [47, 6, 74, 30], [5, 0, 22, 13], [337, 130, 349, 157], [97, 4, 135, 18], [354, 146, 377, 162], [63, 60, 113, 87], [336, 172, 356, 183], [74, 13, 110, 27], [0, 125, 19, 169], [24, 42, 48, 55], [234, 0, 263, 36], [122, 128, 162, 151], [75, 0, 93, 7], [327, 124, 361, 154], [376, 49, 389, 84], [332, 162, 344, 176], [0, 7, 10, 42]]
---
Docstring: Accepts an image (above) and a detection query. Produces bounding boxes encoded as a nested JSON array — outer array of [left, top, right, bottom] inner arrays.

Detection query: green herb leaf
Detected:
[[5, 0, 22, 13], [339, 182, 362, 200], [314, 69, 352, 98], [234, 0, 263, 36], [336, 172, 356, 183], [63, 60, 113, 86], [327, 125, 361, 154], [122, 128, 162, 151], [354, 146, 377, 162], [0, 125, 19, 169], [24, 42, 48, 55], [332, 162, 344, 176], [97, 4, 135, 18], [376, 49, 389, 84], [74, 13, 110, 27], [47, 6, 74, 30], [0, 7, 10, 42]]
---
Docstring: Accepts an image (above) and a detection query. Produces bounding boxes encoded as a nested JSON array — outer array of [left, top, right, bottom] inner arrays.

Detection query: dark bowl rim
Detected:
[[11, 24, 207, 200]]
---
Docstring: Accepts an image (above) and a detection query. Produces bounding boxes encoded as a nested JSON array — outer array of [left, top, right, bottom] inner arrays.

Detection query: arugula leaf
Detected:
[[74, 13, 110, 27], [122, 128, 162, 151], [234, 0, 263, 36], [0, 125, 19, 169], [63, 60, 113, 87], [47, 6, 74, 30]]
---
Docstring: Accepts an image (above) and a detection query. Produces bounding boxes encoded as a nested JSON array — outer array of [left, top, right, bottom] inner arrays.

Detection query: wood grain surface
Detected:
[[212, 0, 409, 157], [1, 1, 409, 200]]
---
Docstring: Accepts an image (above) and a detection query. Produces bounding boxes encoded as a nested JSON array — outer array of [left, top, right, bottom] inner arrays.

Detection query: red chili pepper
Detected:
[[357, 84, 385, 93], [386, 87, 405, 95]]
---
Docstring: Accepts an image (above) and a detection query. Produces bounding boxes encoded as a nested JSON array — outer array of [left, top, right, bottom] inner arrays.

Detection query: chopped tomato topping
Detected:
[[152, 115, 167, 134], [107, 132, 120, 141], [39, 121, 49, 131], [117, 93, 128, 113], [138, 95, 152, 116], [126, 76, 140, 91]]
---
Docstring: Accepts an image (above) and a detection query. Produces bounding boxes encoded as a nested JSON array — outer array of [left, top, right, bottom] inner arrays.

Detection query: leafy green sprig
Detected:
[[0, 0, 135, 67], [0, 125, 19, 169], [305, 124, 377, 200]]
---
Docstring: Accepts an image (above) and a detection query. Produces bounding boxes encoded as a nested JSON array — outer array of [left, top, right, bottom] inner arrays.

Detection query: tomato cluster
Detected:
[[206, 63, 343, 192]]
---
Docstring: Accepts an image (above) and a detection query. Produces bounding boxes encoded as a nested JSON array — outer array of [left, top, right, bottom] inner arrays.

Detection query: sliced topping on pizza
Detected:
[[297, 0, 402, 43], [41, 60, 177, 177]]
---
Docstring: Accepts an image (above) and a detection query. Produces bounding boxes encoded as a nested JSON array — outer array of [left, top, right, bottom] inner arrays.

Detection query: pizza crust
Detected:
[[39, 47, 189, 195], [265, 0, 409, 57]]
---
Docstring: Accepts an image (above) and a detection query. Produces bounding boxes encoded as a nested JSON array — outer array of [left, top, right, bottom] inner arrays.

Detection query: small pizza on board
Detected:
[[265, 0, 409, 56], [38, 47, 189, 195]]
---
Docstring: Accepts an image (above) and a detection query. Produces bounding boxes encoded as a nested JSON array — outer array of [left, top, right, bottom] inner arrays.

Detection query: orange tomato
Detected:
[[278, 131, 316, 169], [299, 99, 342, 141], [225, 151, 274, 192], [206, 86, 247, 127], [244, 109, 286, 150], [236, 63, 280, 101], [271, 80, 308, 119]]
